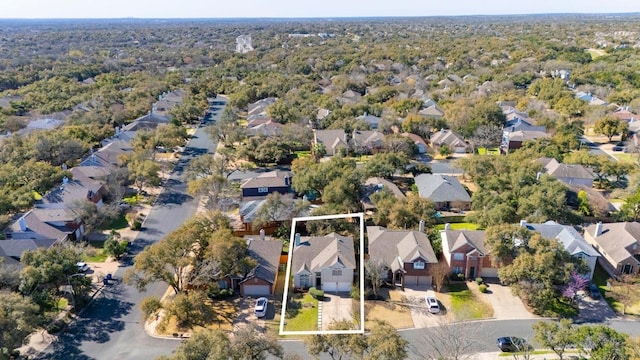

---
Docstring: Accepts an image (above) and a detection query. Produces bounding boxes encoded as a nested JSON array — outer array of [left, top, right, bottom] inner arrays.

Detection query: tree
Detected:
[[69, 200, 119, 235], [104, 230, 127, 260], [416, 319, 484, 360], [594, 115, 627, 142], [231, 325, 283, 360], [0, 292, 42, 355], [562, 271, 588, 303], [127, 156, 161, 194], [252, 192, 304, 230], [306, 320, 368, 360], [157, 328, 232, 360], [365, 320, 409, 360], [533, 319, 575, 360], [365, 259, 386, 299], [431, 261, 450, 292], [484, 224, 532, 266], [164, 291, 214, 329], [362, 153, 409, 179], [387, 193, 436, 230], [620, 189, 640, 222], [439, 144, 451, 158], [207, 107, 245, 146], [575, 325, 629, 360]]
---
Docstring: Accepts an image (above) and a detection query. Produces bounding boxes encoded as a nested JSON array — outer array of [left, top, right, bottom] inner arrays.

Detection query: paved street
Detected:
[[35, 97, 225, 360]]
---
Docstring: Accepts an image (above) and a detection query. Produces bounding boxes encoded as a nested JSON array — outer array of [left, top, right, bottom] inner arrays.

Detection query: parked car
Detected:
[[425, 293, 440, 314], [254, 297, 268, 318], [497, 336, 528, 352], [589, 284, 601, 299], [76, 262, 89, 273]]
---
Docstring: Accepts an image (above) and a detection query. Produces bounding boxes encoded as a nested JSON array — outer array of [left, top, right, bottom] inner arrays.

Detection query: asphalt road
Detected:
[[36, 97, 225, 360]]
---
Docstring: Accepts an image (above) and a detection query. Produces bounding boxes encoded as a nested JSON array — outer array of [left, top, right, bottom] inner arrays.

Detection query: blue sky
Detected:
[[3, 0, 640, 18]]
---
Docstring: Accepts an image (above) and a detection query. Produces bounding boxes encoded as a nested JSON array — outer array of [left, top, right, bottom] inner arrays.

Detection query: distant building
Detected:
[[236, 35, 254, 53]]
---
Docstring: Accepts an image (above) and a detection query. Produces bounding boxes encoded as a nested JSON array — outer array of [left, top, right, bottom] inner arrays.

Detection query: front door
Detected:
[[316, 273, 322, 290], [469, 267, 476, 279]]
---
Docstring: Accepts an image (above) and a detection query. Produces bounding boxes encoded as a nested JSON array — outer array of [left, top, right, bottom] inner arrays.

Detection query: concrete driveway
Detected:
[[574, 292, 618, 324], [321, 294, 353, 330], [402, 287, 444, 328], [233, 297, 272, 332], [479, 281, 537, 320]]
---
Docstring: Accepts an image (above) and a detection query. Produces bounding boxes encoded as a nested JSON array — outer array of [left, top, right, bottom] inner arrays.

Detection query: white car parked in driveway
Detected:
[[254, 297, 268, 318], [425, 291, 440, 314]]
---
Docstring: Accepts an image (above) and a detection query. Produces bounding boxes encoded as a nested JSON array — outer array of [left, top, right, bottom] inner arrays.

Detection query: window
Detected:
[[623, 264, 634, 275], [258, 187, 269, 193], [299, 274, 310, 287], [453, 266, 463, 274], [332, 269, 342, 276], [413, 261, 425, 270], [453, 253, 464, 261]]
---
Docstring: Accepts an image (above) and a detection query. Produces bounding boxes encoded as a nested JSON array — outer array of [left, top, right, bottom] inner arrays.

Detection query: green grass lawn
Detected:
[[613, 153, 639, 164], [294, 150, 311, 158], [477, 147, 500, 155], [445, 283, 493, 320], [284, 293, 319, 332], [83, 241, 108, 262], [104, 214, 129, 230], [434, 223, 481, 231]]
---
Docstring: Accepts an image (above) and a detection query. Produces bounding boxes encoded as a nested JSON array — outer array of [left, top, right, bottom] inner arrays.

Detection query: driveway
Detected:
[[479, 281, 537, 320], [402, 287, 444, 328], [574, 292, 618, 324], [321, 294, 353, 330]]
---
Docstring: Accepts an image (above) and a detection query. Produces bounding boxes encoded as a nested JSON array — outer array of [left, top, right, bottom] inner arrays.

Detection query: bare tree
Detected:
[[364, 259, 387, 299], [431, 260, 450, 292], [413, 318, 485, 360]]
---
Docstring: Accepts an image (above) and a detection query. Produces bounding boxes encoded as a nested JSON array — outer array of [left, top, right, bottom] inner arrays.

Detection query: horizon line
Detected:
[[1, 12, 640, 21]]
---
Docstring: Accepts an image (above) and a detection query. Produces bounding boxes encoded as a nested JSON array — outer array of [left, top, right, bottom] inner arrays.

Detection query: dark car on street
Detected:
[[497, 337, 528, 352]]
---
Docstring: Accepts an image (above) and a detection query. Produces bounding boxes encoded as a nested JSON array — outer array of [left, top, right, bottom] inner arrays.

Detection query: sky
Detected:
[[2, 0, 640, 19]]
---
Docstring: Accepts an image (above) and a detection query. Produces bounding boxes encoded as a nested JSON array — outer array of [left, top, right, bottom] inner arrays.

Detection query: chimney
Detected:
[[419, 220, 425, 233], [595, 222, 603, 237], [284, 176, 290, 187], [294, 233, 301, 247], [18, 217, 27, 232], [260, 228, 265, 241], [520, 219, 527, 227], [444, 223, 451, 230]]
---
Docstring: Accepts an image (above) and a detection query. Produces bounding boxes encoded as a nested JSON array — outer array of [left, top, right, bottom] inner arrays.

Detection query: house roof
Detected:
[[612, 109, 638, 122], [247, 120, 283, 137], [414, 174, 471, 203], [314, 129, 348, 153], [419, 105, 444, 117], [503, 118, 545, 133], [401, 133, 428, 148], [248, 97, 277, 116], [430, 130, 467, 148], [585, 222, 640, 264], [361, 177, 406, 211], [6, 210, 70, 242], [80, 139, 133, 168], [239, 196, 306, 223], [0, 238, 56, 259], [240, 171, 292, 189], [441, 230, 489, 256], [292, 233, 356, 274], [523, 221, 599, 257], [240, 238, 283, 285], [504, 130, 550, 142], [352, 130, 385, 146], [40, 172, 103, 207], [356, 114, 382, 127], [368, 226, 438, 273], [539, 158, 595, 180]]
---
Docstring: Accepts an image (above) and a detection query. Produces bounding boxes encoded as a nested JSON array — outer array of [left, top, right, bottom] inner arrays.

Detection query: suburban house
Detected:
[[584, 222, 640, 276], [5, 208, 83, 243], [247, 119, 283, 137], [414, 174, 471, 211], [418, 104, 445, 119], [501, 129, 550, 154], [612, 108, 638, 122], [401, 133, 428, 154], [0, 238, 56, 264], [238, 235, 283, 296], [521, 220, 600, 280], [367, 226, 438, 288], [575, 91, 608, 106], [356, 113, 382, 129], [360, 177, 406, 212], [248, 97, 277, 118], [440, 227, 498, 279], [291, 233, 356, 292], [240, 170, 292, 199], [429, 129, 470, 153], [236, 195, 306, 233], [351, 130, 385, 154], [538, 158, 596, 188], [313, 129, 349, 156], [39, 173, 105, 209]]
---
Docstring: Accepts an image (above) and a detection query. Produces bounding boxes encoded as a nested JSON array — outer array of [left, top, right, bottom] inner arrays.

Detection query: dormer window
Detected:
[[413, 261, 425, 270]]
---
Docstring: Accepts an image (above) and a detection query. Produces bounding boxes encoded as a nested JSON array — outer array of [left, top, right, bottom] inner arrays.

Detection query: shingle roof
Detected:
[[0, 238, 56, 259], [524, 221, 599, 257], [368, 226, 437, 273], [361, 177, 406, 211], [292, 233, 356, 274], [441, 230, 489, 255], [585, 222, 640, 264], [539, 158, 595, 180], [6, 210, 72, 242], [240, 171, 292, 189], [414, 174, 471, 203], [240, 238, 283, 285], [352, 130, 385, 146], [314, 129, 348, 154], [430, 130, 467, 148]]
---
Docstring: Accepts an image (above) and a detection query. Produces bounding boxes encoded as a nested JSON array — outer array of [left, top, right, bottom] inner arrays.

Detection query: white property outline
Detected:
[[279, 212, 365, 335]]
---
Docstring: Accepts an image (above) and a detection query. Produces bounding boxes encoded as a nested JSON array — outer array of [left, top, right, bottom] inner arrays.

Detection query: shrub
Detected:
[[479, 284, 488, 293], [141, 297, 162, 320], [457, 273, 465, 281], [350, 283, 360, 299], [309, 287, 324, 300], [475, 277, 483, 285]]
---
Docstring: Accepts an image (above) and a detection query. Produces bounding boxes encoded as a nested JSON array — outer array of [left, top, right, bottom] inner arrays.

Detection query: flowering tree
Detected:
[[562, 271, 588, 302]]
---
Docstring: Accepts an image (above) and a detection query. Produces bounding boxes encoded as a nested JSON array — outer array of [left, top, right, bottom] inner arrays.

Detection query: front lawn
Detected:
[[159, 297, 238, 335], [283, 293, 319, 332], [83, 241, 108, 262], [443, 283, 493, 320]]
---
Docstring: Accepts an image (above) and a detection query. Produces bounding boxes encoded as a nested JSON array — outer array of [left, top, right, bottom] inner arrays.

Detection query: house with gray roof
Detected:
[[429, 129, 470, 153], [4, 208, 81, 243], [240, 170, 292, 200], [313, 129, 348, 156], [521, 220, 600, 279], [539, 158, 596, 188], [291, 233, 355, 292], [351, 130, 385, 154], [440, 227, 498, 279], [360, 177, 406, 211], [238, 236, 283, 296], [418, 104, 445, 119], [355, 113, 382, 129], [247, 120, 283, 137], [367, 226, 438, 288], [0, 238, 56, 263], [414, 174, 471, 211], [584, 222, 640, 276], [501, 129, 550, 154], [248, 97, 277, 117]]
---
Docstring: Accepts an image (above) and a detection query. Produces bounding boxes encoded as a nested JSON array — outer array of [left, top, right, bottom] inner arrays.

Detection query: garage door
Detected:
[[404, 275, 432, 287], [480, 268, 498, 278], [242, 285, 271, 296], [323, 282, 351, 292]]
